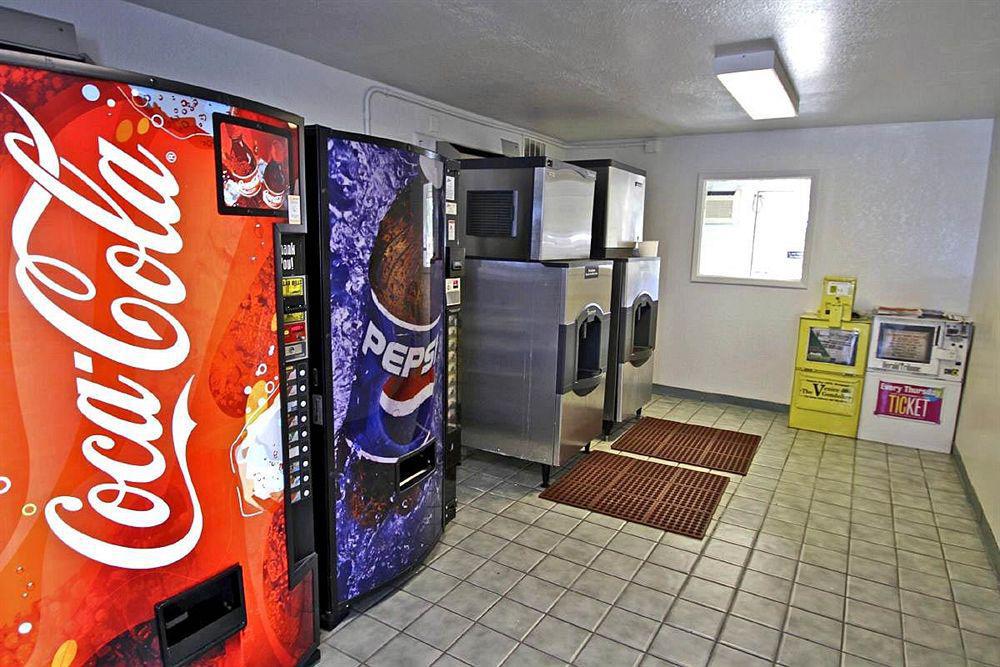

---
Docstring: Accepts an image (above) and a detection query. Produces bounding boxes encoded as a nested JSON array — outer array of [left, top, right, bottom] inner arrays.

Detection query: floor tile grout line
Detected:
[[773, 429, 826, 663]]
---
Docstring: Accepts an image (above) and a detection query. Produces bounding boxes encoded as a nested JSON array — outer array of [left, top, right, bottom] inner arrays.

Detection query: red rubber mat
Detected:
[[539, 451, 729, 539], [611, 418, 761, 475]]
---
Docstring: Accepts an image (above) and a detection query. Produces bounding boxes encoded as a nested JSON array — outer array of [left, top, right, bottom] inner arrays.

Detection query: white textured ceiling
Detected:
[[127, 0, 1000, 142]]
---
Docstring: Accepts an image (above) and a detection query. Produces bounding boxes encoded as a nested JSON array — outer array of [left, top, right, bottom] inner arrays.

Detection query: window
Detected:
[[693, 175, 814, 287]]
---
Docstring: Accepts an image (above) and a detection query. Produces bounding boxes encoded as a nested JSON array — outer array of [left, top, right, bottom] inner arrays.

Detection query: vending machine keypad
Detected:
[[277, 231, 315, 580]]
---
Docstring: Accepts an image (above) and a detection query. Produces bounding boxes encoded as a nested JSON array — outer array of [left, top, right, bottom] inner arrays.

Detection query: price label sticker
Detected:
[[287, 195, 301, 224]]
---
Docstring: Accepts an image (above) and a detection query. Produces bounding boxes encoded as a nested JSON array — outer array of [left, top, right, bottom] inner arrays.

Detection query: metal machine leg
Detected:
[[541, 464, 551, 488]]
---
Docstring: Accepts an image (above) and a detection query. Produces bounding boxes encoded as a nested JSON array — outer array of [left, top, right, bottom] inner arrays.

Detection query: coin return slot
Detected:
[[154, 565, 246, 667], [397, 440, 436, 491]]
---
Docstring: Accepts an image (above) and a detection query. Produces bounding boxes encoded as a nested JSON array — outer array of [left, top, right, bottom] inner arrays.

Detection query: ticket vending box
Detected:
[[857, 314, 973, 452]]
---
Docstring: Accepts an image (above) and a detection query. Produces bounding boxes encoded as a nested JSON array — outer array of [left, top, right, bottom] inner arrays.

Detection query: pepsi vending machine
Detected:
[[0, 51, 318, 666], [305, 128, 445, 627]]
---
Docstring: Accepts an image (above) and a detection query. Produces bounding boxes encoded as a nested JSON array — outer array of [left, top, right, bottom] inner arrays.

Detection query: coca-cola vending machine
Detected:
[[304, 128, 444, 627], [0, 52, 319, 666]]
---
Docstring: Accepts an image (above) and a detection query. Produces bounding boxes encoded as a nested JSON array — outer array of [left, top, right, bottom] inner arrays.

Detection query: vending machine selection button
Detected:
[[283, 320, 307, 344]]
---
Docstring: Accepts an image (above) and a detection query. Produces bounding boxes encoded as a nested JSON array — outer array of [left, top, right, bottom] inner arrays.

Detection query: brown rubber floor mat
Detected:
[[612, 418, 761, 475], [539, 451, 729, 539]]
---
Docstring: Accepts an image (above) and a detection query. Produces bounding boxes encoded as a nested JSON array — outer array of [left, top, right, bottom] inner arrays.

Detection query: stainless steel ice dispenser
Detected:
[[606, 256, 660, 431], [459, 259, 613, 481]]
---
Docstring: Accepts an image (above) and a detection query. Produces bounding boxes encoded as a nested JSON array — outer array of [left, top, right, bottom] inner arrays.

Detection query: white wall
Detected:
[[0, 0, 563, 156], [955, 118, 1000, 544], [568, 120, 994, 404]]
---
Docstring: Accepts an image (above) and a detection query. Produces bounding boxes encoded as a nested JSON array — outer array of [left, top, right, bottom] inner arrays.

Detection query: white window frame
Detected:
[[691, 171, 818, 289]]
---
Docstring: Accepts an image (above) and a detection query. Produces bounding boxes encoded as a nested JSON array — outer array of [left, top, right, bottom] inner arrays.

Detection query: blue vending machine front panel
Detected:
[[323, 134, 444, 603]]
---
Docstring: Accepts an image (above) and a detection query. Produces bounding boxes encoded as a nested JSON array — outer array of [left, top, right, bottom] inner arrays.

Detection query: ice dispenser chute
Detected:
[[623, 293, 658, 366], [558, 305, 610, 396]]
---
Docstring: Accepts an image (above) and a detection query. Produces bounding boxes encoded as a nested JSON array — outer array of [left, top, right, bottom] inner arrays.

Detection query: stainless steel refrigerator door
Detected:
[[604, 167, 646, 250], [534, 165, 597, 261]]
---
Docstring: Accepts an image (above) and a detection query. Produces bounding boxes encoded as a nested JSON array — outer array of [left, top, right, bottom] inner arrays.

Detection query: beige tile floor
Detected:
[[319, 395, 1000, 667]]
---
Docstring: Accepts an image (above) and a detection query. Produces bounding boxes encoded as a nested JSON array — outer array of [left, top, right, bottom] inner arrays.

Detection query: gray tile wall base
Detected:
[[652, 384, 790, 413], [953, 446, 1000, 578]]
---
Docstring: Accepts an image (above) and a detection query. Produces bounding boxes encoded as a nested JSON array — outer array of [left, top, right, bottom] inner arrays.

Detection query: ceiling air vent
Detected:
[[466, 190, 518, 238], [523, 137, 547, 157], [704, 189, 737, 224]]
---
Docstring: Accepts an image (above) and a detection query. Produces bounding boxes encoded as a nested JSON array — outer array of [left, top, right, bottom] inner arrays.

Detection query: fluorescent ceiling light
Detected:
[[714, 47, 798, 120]]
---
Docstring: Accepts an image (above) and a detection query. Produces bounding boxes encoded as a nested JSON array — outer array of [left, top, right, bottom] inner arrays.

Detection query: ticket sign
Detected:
[[874, 381, 943, 424]]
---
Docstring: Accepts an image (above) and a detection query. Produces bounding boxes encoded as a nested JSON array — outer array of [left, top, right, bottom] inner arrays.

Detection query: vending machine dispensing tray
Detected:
[[538, 451, 729, 539], [611, 418, 761, 476]]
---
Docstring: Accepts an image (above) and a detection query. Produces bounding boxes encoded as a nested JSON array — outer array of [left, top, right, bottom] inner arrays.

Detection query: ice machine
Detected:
[[304, 128, 446, 628], [0, 50, 319, 666], [459, 156, 596, 261], [570, 160, 660, 434], [570, 159, 647, 259], [456, 157, 610, 483], [605, 256, 660, 431]]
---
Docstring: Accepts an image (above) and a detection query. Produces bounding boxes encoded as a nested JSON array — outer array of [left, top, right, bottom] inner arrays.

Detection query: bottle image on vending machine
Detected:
[[350, 190, 439, 465], [306, 128, 445, 626]]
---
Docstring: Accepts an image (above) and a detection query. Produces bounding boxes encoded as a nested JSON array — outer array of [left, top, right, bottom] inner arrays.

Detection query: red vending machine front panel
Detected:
[[0, 55, 316, 666]]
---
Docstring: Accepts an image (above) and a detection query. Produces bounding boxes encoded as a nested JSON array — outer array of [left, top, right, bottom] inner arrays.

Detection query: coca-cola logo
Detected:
[[3, 91, 202, 569]]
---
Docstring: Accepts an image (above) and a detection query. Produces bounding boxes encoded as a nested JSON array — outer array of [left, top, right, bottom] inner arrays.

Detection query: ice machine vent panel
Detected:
[[466, 190, 517, 237]]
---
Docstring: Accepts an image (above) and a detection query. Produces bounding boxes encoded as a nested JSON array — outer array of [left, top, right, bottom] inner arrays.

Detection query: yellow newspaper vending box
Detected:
[[789, 277, 870, 437]]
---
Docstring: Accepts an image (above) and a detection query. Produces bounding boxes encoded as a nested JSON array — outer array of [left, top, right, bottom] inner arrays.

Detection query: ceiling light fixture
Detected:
[[714, 45, 798, 120]]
